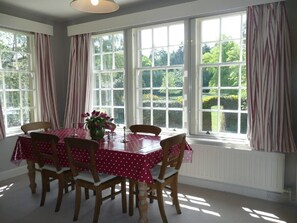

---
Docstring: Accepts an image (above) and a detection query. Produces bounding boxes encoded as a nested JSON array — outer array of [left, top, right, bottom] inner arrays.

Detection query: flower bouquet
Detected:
[[81, 110, 114, 140]]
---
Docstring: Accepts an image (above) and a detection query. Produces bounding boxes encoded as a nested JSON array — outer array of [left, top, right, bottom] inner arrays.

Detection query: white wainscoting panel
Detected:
[[180, 144, 285, 193]]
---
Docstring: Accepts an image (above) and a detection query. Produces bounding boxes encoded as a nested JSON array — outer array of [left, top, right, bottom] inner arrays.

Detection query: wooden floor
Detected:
[[0, 174, 296, 223]]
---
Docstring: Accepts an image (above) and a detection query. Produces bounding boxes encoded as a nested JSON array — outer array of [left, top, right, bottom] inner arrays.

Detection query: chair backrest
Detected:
[[129, 124, 161, 136], [158, 133, 186, 180], [64, 137, 100, 183], [21, 121, 52, 134], [30, 132, 61, 171], [105, 122, 116, 132]]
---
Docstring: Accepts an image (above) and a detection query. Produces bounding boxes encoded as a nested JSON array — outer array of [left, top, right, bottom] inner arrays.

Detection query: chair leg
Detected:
[[111, 185, 115, 200], [55, 177, 65, 212], [121, 180, 127, 213], [85, 188, 90, 200], [93, 189, 102, 223], [73, 183, 81, 221], [129, 180, 135, 216], [40, 173, 47, 207], [172, 178, 181, 214], [156, 186, 168, 223]]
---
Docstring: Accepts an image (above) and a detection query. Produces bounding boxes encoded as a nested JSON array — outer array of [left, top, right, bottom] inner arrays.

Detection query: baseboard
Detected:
[[0, 166, 27, 182], [179, 175, 293, 204]]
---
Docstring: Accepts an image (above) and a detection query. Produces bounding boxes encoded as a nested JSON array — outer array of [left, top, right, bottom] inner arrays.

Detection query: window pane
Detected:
[[113, 90, 124, 106], [5, 72, 18, 89], [113, 72, 124, 88], [115, 52, 124, 69], [140, 70, 151, 88], [7, 110, 21, 127], [101, 90, 111, 105], [93, 38, 101, 53], [142, 90, 151, 107], [221, 15, 241, 39], [240, 113, 247, 134], [6, 91, 20, 108], [152, 70, 165, 88], [23, 108, 34, 123], [154, 48, 167, 66], [103, 54, 112, 70], [102, 35, 113, 52], [153, 110, 166, 127], [220, 66, 239, 87], [169, 89, 182, 108], [114, 34, 124, 51], [1, 52, 16, 70], [221, 112, 238, 133], [168, 69, 183, 87], [202, 67, 218, 87], [141, 29, 152, 48], [153, 27, 167, 47], [142, 109, 151, 125], [220, 91, 238, 110], [169, 24, 184, 45], [140, 50, 152, 67], [201, 19, 220, 42], [21, 73, 34, 89], [22, 91, 34, 106], [221, 40, 240, 62], [169, 110, 182, 128], [18, 53, 30, 70], [170, 46, 184, 65], [100, 73, 111, 88], [153, 89, 165, 107], [114, 108, 124, 124], [202, 43, 219, 63], [94, 55, 101, 70]]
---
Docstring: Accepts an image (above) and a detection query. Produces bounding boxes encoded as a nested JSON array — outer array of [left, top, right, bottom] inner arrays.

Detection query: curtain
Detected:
[[35, 33, 60, 129], [247, 2, 296, 152], [0, 101, 5, 139], [64, 34, 92, 128]]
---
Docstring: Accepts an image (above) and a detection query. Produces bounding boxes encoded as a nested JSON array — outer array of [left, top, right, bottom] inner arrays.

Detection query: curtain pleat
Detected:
[[0, 101, 5, 139], [247, 2, 296, 152], [35, 33, 60, 129], [64, 34, 92, 128]]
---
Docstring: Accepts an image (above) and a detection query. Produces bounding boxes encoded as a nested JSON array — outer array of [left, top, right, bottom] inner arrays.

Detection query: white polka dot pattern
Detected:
[[11, 128, 193, 183]]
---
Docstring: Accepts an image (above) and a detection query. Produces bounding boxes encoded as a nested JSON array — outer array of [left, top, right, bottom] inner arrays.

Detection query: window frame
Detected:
[[0, 28, 38, 136], [132, 21, 186, 131], [189, 11, 247, 140], [90, 31, 126, 125]]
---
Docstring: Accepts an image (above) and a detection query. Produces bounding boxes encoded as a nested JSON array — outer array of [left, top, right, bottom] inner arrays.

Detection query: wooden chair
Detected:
[[64, 137, 127, 223], [147, 133, 186, 223], [128, 124, 162, 216], [129, 124, 161, 136], [30, 132, 74, 212], [21, 121, 52, 134]]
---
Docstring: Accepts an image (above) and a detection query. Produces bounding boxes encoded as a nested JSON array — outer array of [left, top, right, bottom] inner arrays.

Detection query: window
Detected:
[[0, 29, 37, 135], [91, 32, 125, 124], [134, 22, 185, 130], [195, 12, 247, 136]]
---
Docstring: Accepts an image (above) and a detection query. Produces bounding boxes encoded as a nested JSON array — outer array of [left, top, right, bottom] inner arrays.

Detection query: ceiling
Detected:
[[0, 0, 197, 24]]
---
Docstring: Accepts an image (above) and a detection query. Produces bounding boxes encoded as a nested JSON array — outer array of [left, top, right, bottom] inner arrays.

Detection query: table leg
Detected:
[[26, 160, 37, 194], [138, 182, 148, 223]]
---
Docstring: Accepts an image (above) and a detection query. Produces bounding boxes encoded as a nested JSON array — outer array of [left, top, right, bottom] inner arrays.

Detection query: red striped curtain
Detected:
[[0, 102, 5, 139], [64, 34, 92, 128], [35, 33, 60, 129], [247, 2, 296, 152]]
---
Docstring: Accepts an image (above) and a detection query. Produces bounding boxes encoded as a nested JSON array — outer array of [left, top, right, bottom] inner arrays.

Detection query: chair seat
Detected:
[[42, 164, 71, 174], [151, 165, 178, 183], [74, 171, 117, 186]]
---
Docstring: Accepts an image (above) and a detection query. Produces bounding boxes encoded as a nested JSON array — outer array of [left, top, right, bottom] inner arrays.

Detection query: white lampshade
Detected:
[[70, 0, 119, 13]]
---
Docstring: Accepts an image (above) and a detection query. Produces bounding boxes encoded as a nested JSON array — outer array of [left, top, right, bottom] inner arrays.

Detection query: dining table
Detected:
[[10, 128, 192, 223]]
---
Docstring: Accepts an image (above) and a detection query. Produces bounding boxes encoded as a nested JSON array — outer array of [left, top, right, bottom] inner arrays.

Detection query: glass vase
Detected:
[[89, 127, 105, 141]]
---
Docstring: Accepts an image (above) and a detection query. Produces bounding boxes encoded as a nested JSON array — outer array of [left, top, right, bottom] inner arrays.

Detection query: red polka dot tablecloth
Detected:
[[11, 128, 193, 184]]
